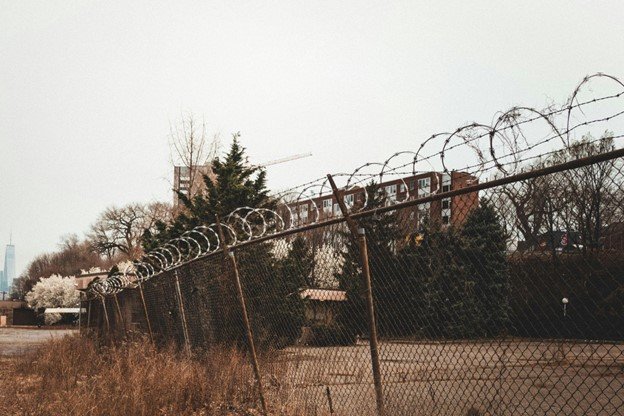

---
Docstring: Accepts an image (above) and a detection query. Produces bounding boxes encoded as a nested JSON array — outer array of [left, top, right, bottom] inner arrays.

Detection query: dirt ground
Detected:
[[0, 327, 77, 356], [269, 339, 624, 415], [0, 328, 78, 409], [0, 332, 622, 415]]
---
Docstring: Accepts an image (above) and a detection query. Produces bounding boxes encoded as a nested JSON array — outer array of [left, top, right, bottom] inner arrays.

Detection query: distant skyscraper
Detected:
[[0, 270, 5, 292], [2, 240, 15, 293]]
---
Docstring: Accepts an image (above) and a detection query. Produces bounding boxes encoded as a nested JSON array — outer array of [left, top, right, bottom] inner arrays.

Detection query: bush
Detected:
[[308, 323, 356, 347], [508, 250, 624, 340]]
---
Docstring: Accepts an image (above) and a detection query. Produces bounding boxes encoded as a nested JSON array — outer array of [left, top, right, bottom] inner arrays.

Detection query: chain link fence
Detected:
[[84, 147, 624, 415]]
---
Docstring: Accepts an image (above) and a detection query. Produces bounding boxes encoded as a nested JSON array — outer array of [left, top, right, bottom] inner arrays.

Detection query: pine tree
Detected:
[[142, 135, 280, 346], [142, 133, 271, 249], [460, 199, 511, 337], [258, 236, 311, 347], [396, 201, 510, 339], [335, 182, 401, 337], [396, 218, 469, 338]]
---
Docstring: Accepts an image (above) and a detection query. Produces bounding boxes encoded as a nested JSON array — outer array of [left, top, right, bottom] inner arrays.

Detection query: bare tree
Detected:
[[11, 234, 109, 299], [491, 132, 620, 252], [169, 113, 220, 203], [557, 133, 619, 248], [88, 202, 173, 260]]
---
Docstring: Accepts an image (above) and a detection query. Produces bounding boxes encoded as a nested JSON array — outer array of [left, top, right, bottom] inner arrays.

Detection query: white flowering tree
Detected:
[[313, 243, 342, 288], [26, 274, 80, 325]]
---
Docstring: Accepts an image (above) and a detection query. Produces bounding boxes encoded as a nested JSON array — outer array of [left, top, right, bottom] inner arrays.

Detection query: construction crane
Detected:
[[252, 152, 312, 168]]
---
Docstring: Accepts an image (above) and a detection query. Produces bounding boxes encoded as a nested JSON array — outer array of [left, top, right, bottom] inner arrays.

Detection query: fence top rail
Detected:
[[87, 72, 624, 297], [129, 146, 624, 283]]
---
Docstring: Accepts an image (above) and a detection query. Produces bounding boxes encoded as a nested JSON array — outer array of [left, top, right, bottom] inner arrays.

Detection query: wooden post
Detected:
[[215, 215, 269, 416], [327, 174, 386, 416], [138, 284, 154, 344], [174, 270, 191, 355], [114, 294, 127, 336]]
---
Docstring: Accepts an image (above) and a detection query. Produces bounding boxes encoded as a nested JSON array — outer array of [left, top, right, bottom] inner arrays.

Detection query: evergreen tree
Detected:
[[335, 182, 401, 337], [460, 199, 510, 337], [258, 236, 311, 347], [143, 134, 271, 250], [397, 220, 470, 338], [396, 200, 510, 339], [142, 135, 280, 346]]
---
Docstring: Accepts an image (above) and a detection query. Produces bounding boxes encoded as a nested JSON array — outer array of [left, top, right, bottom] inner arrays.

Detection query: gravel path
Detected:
[[0, 327, 77, 356]]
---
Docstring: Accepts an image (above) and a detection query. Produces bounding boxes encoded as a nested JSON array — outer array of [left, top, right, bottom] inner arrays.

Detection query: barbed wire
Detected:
[[87, 73, 624, 298]]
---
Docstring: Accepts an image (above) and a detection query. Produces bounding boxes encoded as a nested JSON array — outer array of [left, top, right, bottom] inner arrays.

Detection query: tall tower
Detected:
[[3, 239, 15, 293]]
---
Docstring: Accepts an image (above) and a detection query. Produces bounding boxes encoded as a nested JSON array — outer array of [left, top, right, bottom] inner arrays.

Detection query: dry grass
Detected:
[[3, 335, 280, 415]]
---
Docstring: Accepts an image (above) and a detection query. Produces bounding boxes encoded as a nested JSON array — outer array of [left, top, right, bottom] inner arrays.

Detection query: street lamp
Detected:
[[558, 297, 570, 362]]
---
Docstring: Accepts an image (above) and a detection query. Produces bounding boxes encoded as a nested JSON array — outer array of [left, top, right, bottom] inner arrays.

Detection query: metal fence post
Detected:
[[78, 299, 82, 334], [101, 296, 111, 332], [138, 283, 154, 344], [215, 214, 269, 416], [327, 174, 386, 416], [174, 270, 191, 355], [87, 299, 92, 329], [114, 293, 127, 336]]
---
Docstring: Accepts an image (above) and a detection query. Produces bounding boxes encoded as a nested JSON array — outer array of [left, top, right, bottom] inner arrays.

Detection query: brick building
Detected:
[[173, 164, 216, 208], [287, 171, 479, 228]]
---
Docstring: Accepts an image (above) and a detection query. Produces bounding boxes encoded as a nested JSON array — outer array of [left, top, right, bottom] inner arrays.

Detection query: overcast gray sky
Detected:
[[1, 0, 623, 276]]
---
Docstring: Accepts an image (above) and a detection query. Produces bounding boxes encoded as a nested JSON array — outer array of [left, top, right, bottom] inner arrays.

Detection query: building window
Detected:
[[408, 179, 415, 190], [384, 184, 397, 205], [399, 183, 406, 193], [418, 178, 431, 189], [418, 202, 431, 215], [442, 215, 450, 225], [442, 199, 450, 209], [442, 184, 451, 193], [333, 203, 342, 216], [299, 204, 308, 221], [344, 194, 354, 207], [323, 199, 332, 214]]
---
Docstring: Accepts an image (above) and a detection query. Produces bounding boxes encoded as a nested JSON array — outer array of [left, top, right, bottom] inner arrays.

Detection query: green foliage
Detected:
[[142, 134, 271, 250], [460, 199, 511, 335], [142, 136, 307, 348], [335, 182, 402, 337], [508, 251, 624, 340], [307, 322, 356, 346], [254, 236, 310, 347], [395, 199, 511, 339]]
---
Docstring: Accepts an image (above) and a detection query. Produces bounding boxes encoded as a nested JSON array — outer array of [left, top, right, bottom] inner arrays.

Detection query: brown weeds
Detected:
[[4, 335, 270, 415]]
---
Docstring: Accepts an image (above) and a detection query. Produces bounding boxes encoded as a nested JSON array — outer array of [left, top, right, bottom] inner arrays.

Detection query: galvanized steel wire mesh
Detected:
[[83, 74, 624, 415]]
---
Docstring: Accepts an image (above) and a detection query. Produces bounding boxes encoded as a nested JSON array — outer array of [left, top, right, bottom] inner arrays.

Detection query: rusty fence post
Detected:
[[215, 214, 269, 416], [327, 174, 386, 416], [78, 299, 82, 334], [113, 293, 128, 337], [138, 283, 154, 344], [87, 299, 92, 330], [174, 270, 191, 355], [101, 296, 111, 332]]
